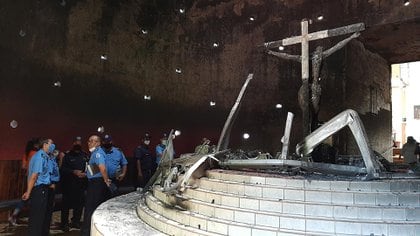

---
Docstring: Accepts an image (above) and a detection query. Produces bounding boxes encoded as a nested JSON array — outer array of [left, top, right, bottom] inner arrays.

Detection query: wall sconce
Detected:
[[97, 126, 105, 133], [10, 120, 18, 129]]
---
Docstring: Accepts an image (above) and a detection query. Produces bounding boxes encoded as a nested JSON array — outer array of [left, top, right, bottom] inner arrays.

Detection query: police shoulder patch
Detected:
[[96, 153, 101, 159]]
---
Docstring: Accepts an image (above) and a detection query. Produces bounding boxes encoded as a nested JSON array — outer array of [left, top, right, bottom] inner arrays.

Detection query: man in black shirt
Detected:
[[134, 133, 155, 188], [60, 137, 88, 231]]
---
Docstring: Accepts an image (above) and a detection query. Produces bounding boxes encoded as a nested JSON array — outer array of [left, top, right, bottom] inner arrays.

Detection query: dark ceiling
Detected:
[[362, 18, 420, 63], [259, 0, 420, 64]]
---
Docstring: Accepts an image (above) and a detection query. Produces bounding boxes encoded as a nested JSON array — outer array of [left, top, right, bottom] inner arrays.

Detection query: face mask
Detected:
[[103, 143, 112, 149], [53, 150, 59, 157], [144, 140, 150, 145], [89, 147, 96, 152], [48, 143, 55, 154], [73, 144, 82, 151]]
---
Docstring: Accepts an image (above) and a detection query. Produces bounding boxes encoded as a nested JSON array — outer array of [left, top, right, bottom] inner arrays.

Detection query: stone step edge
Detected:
[[187, 184, 420, 210], [181, 189, 420, 224], [145, 192, 330, 236], [91, 191, 164, 236], [137, 193, 223, 236], [153, 187, 420, 225], [202, 173, 420, 194]]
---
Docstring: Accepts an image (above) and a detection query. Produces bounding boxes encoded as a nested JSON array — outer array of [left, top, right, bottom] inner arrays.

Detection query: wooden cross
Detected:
[[264, 19, 365, 137]]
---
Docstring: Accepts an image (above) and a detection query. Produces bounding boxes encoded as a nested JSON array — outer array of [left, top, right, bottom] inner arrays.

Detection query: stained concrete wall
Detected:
[[0, 0, 393, 161], [342, 41, 392, 160]]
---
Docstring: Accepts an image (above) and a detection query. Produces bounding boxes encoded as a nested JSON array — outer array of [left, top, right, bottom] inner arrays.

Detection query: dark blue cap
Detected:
[[143, 133, 151, 140], [103, 134, 112, 143]]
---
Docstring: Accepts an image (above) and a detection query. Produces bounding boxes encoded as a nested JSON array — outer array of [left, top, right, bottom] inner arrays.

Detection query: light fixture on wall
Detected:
[[242, 133, 250, 140], [179, 8, 185, 13], [10, 120, 18, 129], [404, 0, 410, 6], [213, 42, 219, 48], [275, 104, 283, 109], [19, 29, 26, 37], [249, 16, 255, 21], [100, 54, 108, 60], [174, 130, 181, 136], [141, 29, 148, 35], [97, 126, 105, 133], [278, 46, 285, 51], [143, 95, 151, 100], [175, 68, 182, 74], [317, 15, 324, 21], [209, 101, 216, 106], [53, 81, 62, 87]]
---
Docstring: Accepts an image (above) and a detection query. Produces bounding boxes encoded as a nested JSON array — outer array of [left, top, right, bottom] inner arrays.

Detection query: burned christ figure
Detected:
[[267, 32, 360, 130]]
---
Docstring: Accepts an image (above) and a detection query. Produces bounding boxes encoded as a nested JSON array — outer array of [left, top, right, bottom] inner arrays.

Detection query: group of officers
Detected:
[[21, 132, 170, 236]]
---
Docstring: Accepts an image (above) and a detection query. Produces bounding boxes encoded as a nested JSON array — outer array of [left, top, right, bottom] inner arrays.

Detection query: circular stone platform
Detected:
[[93, 169, 420, 236], [91, 191, 163, 236]]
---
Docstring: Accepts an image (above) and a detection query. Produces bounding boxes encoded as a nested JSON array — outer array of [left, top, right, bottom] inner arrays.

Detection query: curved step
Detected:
[[196, 177, 420, 207], [91, 191, 163, 236], [152, 187, 420, 235], [179, 187, 420, 222], [137, 192, 222, 236], [206, 169, 420, 193], [145, 191, 320, 236]]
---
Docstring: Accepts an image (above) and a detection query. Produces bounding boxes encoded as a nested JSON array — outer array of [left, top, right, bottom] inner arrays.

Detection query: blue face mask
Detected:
[[48, 143, 56, 154]]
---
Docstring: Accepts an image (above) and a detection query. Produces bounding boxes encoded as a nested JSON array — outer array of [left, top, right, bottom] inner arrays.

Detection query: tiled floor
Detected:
[[0, 211, 80, 236]]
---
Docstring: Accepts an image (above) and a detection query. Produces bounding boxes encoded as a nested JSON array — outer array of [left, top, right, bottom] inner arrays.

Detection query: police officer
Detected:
[[22, 138, 53, 236], [60, 136, 88, 231], [155, 133, 168, 167], [134, 133, 154, 187], [102, 134, 128, 195], [44, 144, 60, 235], [81, 135, 111, 236]]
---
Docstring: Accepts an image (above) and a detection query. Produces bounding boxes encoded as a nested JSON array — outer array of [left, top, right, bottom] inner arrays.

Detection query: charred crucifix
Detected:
[[264, 20, 364, 137]]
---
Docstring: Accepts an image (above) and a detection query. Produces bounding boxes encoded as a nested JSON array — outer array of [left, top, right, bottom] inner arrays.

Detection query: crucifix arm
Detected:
[[267, 50, 301, 62], [322, 32, 360, 58]]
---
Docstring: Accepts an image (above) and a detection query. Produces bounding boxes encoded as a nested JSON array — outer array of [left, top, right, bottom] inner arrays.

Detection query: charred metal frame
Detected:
[[296, 109, 381, 178], [220, 109, 382, 180]]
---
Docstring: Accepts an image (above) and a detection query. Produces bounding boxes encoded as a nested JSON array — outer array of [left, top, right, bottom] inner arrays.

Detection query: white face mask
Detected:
[[89, 147, 96, 152], [161, 140, 167, 145], [144, 140, 150, 145]]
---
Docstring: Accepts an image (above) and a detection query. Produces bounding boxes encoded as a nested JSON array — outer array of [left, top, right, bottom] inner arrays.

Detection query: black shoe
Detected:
[[60, 225, 70, 232], [8, 216, 18, 226], [69, 222, 81, 229]]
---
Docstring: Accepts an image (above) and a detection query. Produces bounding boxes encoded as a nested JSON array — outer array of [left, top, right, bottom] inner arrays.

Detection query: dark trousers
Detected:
[[140, 169, 153, 188], [61, 186, 85, 226], [42, 187, 55, 235], [81, 178, 109, 236], [28, 185, 49, 236]]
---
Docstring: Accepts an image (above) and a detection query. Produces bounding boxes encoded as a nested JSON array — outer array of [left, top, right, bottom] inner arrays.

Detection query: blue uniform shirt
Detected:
[[87, 147, 106, 179], [28, 150, 50, 186], [155, 144, 165, 164], [103, 147, 128, 178], [48, 156, 60, 183]]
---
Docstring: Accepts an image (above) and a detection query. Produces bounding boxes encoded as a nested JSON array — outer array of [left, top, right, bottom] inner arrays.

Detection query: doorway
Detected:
[[391, 61, 420, 151]]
